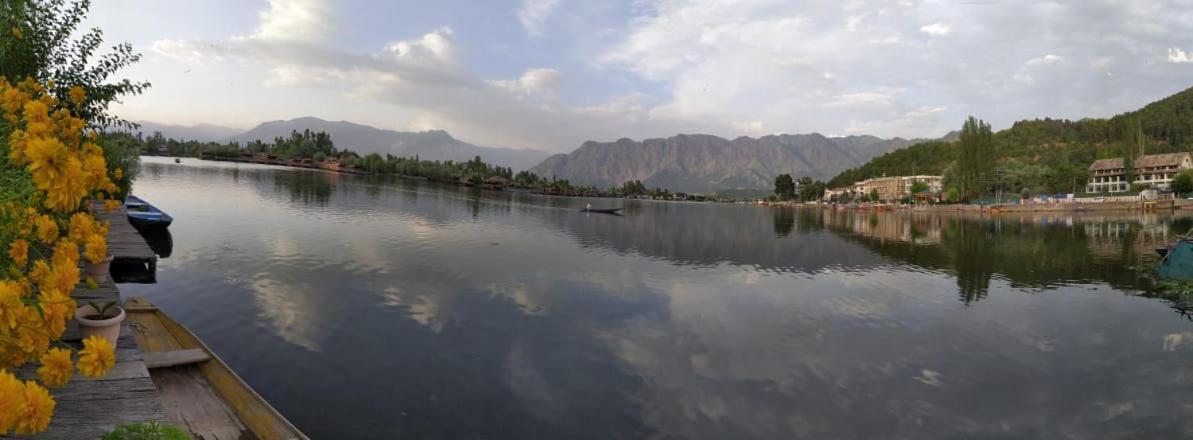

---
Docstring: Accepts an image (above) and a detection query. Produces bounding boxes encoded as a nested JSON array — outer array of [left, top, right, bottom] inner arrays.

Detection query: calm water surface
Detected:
[[124, 157, 1193, 439]]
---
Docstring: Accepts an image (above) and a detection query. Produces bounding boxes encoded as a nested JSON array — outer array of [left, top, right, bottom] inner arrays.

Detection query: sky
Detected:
[[90, 0, 1193, 152]]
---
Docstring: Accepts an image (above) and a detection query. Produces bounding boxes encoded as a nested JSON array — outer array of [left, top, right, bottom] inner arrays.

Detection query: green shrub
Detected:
[[102, 421, 191, 440]]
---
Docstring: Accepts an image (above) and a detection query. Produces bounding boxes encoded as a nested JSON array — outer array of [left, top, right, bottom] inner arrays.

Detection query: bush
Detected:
[[1173, 170, 1193, 195], [102, 422, 191, 440]]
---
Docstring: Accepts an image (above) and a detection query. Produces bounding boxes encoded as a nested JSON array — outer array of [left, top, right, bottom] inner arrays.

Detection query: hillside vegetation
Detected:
[[828, 85, 1193, 195]]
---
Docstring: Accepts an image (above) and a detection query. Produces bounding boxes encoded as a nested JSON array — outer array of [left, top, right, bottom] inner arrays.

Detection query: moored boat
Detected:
[[580, 207, 623, 214], [125, 195, 174, 228], [124, 298, 308, 440]]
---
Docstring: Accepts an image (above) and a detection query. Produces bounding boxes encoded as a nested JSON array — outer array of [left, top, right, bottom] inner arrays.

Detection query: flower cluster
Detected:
[[0, 77, 120, 434]]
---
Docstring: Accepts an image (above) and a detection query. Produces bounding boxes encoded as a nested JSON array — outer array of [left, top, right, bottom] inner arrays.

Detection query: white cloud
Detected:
[[825, 92, 895, 108], [250, 0, 333, 42], [919, 22, 950, 36], [1169, 47, 1193, 64], [1026, 54, 1063, 66], [731, 120, 765, 134], [489, 68, 563, 103], [867, 36, 901, 45], [518, 0, 560, 37], [134, 0, 1193, 150]]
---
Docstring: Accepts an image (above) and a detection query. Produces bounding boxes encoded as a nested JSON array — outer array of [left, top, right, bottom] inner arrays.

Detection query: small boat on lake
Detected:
[[125, 298, 309, 440], [125, 195, 173, 228], [1157, 227, 1193, 279], [580, 207, 623, 214]]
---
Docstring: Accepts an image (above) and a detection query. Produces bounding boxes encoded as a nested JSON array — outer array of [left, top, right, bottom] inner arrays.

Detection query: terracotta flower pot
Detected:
[[85, 254, 114, 280], [75, 304, 125, 346]]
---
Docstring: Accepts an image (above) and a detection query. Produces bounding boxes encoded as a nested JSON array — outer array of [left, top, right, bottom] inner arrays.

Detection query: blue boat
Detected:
[[125, 195, 173, 228], [1157, 237, 1193, 279]]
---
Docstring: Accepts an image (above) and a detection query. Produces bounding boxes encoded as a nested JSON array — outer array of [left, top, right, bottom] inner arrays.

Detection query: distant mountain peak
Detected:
[[131, 121, 243, 143], [226, 117, 549, 170], [529, 132, 927, 193]]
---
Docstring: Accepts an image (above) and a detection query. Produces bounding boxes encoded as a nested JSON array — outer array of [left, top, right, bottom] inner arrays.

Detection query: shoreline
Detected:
[[764, 199, 1193, 213]]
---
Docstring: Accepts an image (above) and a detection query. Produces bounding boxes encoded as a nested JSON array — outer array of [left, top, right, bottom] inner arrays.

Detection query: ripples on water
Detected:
[[123, 157, 1193, 439]]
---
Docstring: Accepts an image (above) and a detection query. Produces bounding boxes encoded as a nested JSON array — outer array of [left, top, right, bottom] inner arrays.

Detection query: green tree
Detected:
[[798, 179, 826, 202], [910, 181, 929, 194], [96, 132, 140, 199], [958, 116, 995, 199], [774, 173, 795, 200], [869, 189, 880, 202], [1173, 170, 1193, 195], [1, 0, 150, 128]]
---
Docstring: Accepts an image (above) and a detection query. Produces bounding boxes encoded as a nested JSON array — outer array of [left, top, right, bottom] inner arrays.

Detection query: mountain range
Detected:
[[134, 121, 243, 143], [529, 133, 931, 193], [134, 117, 552, 171], [135, 117, 941, 192]]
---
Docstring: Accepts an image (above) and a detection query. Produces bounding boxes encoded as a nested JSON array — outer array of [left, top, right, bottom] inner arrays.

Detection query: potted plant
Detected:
[[85, 252, 114, 280], [76, 301, 125, 345]]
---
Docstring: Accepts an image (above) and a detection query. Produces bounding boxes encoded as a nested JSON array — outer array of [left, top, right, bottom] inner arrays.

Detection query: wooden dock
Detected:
[[97, 204, 157, 262], [8, 207, 168, 439]]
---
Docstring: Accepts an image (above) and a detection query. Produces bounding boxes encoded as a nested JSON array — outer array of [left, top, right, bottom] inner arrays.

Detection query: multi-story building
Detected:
[[823, 187, 849, 201], [1086, 153, 1192, 193], [1087, 158, 1128, 193], [850, 175, 943, 201], [901, 175, 943, 195], [1135, 153, 1192, 189]]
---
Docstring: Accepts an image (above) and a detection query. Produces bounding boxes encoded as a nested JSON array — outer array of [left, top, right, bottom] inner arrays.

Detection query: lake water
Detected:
[[124, 156, 1193, 439]]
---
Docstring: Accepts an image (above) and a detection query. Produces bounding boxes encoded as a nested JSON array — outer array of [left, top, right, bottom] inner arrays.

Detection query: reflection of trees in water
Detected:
[[773, 209, 794, 237], [946, 220, 993, 304], [272, 170, 333, 206], [552, 204, 883, 272], [823, 210, 1173, 304]]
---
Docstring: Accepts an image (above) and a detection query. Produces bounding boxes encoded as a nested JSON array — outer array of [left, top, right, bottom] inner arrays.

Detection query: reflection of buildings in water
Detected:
[[820, 210, 942, 245], [1083, 215, 1172, 261]]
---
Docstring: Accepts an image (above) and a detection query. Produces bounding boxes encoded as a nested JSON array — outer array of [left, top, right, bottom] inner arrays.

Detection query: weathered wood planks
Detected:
[[142, 349, 211, 369], [94, 203, 157, 261]]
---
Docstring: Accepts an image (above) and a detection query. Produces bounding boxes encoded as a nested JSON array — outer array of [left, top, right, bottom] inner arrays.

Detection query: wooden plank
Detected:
[[151, 366, 249, 440], [92, 202, 157, 260], [11, 396, 170, 440], [126, 310, 184, 353], [154, 313, 308, 439], [143, 349, 211, 369]]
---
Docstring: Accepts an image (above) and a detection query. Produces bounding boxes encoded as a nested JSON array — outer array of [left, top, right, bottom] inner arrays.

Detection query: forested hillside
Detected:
[[828, 85, 1193, 195]]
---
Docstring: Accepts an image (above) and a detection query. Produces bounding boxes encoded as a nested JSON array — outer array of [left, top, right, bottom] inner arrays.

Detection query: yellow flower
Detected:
[[38, 289, 74, 338], [0, 370, 25, 432], [14, 380, 54, 434], [28, 260, 51, 287], [67, 212, 96, 244], [84, 233, 107, 264], [41, 259, 79, 297], [8, 239, 28, 267], [10, 26, 21, 40], [113, 168, 124, 180], [41, 156, 89, 213], [77, 335, 115, 378], [68, 86, 85, 105], [50, 240, 78, 270], [36, 348, 73, 388], [15, 310, 50, 355], [0, 280, 22, 330], [32, 215, 58, 245], [103, 199, 120, 212]]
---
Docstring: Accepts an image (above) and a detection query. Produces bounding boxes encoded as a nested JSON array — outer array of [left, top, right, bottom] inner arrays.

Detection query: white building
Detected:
[[1086, 153, 1192, 193]]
